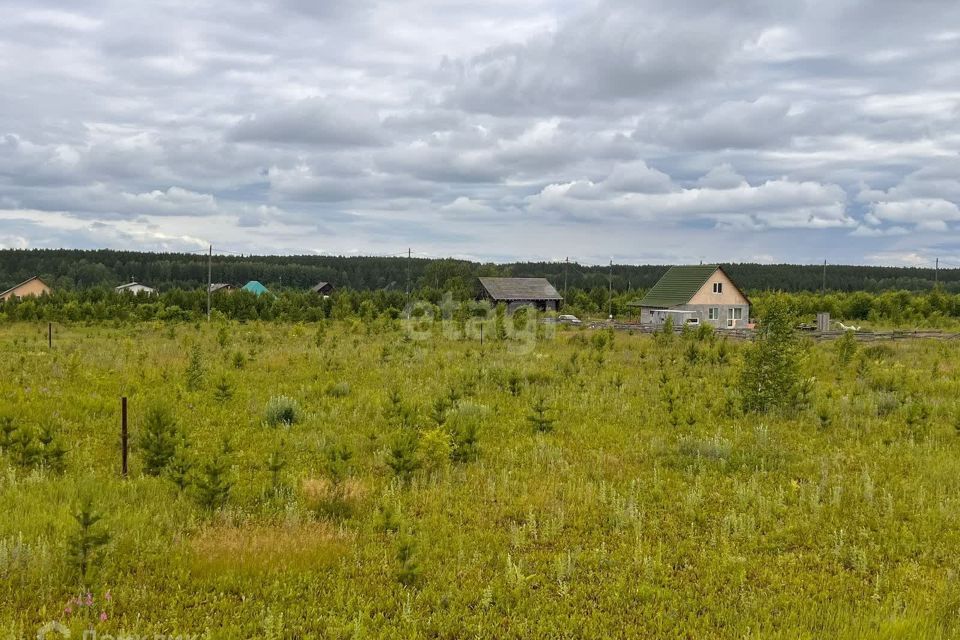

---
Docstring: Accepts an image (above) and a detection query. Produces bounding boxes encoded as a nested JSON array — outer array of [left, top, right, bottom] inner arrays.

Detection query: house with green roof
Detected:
[[628, 265, 750, 329]]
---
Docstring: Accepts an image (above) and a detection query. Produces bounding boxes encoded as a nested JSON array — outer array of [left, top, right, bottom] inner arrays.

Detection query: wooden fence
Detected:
[[588, 322, 960, 342]]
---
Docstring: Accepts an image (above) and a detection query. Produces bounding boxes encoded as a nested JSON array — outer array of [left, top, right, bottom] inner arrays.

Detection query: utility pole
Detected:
[[608, 258, 613, 320], [821, 259, 827, 296], [206, 244, 212, 321], [406, 247, 411, 300], [935, 258, 939, 287], [564, 257, 568, 299]]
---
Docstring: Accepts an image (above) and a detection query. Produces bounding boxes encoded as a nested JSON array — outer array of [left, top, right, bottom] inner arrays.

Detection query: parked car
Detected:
[[557, 314, 582, 325]]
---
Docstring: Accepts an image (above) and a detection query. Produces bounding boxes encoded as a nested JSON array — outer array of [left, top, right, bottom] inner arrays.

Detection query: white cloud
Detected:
[[1, 0, 960, 263], [528, 171, 853, 230]]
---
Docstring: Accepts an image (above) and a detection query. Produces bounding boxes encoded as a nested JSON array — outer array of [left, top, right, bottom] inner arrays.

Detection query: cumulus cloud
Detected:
[[0, 0, 959, 262], [231, 98, 386, 147], [528, 172, 853, 230]]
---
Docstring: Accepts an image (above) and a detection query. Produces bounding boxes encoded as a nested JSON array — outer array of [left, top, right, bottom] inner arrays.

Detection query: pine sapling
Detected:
[[185, 346, 204, 391], [140, 405, 179, 476], [194, 440, 233, 510], [67, 497, 111, 582], [386, 431, 421, 484], [396, 535, 421, 587], [528, 396, 555, 433]]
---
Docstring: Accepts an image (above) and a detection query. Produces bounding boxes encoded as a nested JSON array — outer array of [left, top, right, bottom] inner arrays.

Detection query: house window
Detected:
[[713, 282, 723, 294], [727, 307, 742, 327], [708, 307, 719, 320]]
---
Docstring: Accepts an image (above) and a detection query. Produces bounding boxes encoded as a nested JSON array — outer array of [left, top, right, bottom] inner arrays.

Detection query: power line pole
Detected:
[[821, 259, 826, 296], [608, 258, 613, 320], [206, 244, 212, 321], [935, 257, 939, 287], [564, 257, 568, 299], [406, 247, 411, 299]]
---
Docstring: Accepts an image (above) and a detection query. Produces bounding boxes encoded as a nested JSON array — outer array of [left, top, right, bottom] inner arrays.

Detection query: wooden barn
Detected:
[[629, 265, 750, 329], [310, 282, 334, 296], [478, 277, 563, 312], [0, 276, 51, 302]]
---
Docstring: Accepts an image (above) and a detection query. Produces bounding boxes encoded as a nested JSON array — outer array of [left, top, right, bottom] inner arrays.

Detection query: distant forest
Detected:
[[0, 248, 954, 295]]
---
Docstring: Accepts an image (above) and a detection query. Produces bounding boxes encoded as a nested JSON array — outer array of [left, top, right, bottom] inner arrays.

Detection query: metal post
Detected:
[[48, 322, 52, 349], [121, 397, 128, 477]]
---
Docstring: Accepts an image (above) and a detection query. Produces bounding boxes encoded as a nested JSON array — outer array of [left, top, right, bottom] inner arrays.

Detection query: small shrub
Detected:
[[527, 397, 555, 433], [322, 442, 353, 485], [377, 501, 402, 533], [193, 441, 233, 510], [835, 330, 858, 366], [213, 376, 233, 402], [185, 346, 204, 391], [396, 535, 421, 587], [264, 396, 299, 427], [451, 420, 480, 463], [326, 382, 351, 398], [386, 431, 421, 483], [418, 428, 452, 474]]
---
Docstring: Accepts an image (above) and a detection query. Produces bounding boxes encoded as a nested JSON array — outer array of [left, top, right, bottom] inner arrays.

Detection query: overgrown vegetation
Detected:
[[2, 319, 960, 638]]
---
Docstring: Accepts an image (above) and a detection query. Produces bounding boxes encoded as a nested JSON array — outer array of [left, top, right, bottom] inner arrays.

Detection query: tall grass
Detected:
[[1, 320, 959, 637]]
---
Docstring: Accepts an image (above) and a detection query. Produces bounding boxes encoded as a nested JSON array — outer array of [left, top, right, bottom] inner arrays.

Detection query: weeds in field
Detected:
[[3, 320, 960, 637]]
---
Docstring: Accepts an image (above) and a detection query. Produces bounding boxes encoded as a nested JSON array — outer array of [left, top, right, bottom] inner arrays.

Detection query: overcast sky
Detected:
[[1, 0, 959, 266]]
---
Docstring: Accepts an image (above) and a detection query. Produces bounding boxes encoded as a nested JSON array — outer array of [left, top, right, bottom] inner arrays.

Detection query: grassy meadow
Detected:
[[2, 318, 960, 638]]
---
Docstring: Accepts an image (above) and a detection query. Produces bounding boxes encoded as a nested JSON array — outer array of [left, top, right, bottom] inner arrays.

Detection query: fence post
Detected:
[[121, 397, 128, 477], [48, 322, 52, 349]]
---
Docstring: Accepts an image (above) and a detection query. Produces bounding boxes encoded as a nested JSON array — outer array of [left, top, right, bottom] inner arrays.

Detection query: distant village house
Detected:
[[629, 265, 749, 329], [242, 281, 270, 296], [478, 277, 563, 312], [0, 276, 51, 302], [209, 283, 235, 294], [310, 282, 334, 296], [115, 282, 156, 295]]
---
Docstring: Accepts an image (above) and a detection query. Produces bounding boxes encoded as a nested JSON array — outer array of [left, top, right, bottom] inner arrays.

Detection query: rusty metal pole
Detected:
[[121, 397, 128, 477]]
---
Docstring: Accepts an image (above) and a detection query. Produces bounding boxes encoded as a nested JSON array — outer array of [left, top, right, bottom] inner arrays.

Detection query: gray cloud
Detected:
[[0, 0, 958, 264]]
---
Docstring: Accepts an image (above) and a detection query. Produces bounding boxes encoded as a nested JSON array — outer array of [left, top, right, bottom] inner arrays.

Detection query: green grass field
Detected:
[[2, 319, 960, 638]]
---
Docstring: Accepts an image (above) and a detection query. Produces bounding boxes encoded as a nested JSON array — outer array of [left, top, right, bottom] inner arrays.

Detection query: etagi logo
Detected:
[[37, 622, 70, 639], [37, 625, 197, 640]]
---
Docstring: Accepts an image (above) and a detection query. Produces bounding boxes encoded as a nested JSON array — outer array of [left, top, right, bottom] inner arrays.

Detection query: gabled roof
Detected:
[[209, 283, 234, 293], [479, 277, 562, 301], [629, 265, 727, 308], [0, 276, 49, 298], [242, 280, 269, 296], [115, 282, 154, 291], [311, 281, 332, 293]]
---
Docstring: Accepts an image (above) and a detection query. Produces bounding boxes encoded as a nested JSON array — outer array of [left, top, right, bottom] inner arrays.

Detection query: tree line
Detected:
[[1, 248, 956, 294], [5, 284, 960, 326]]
